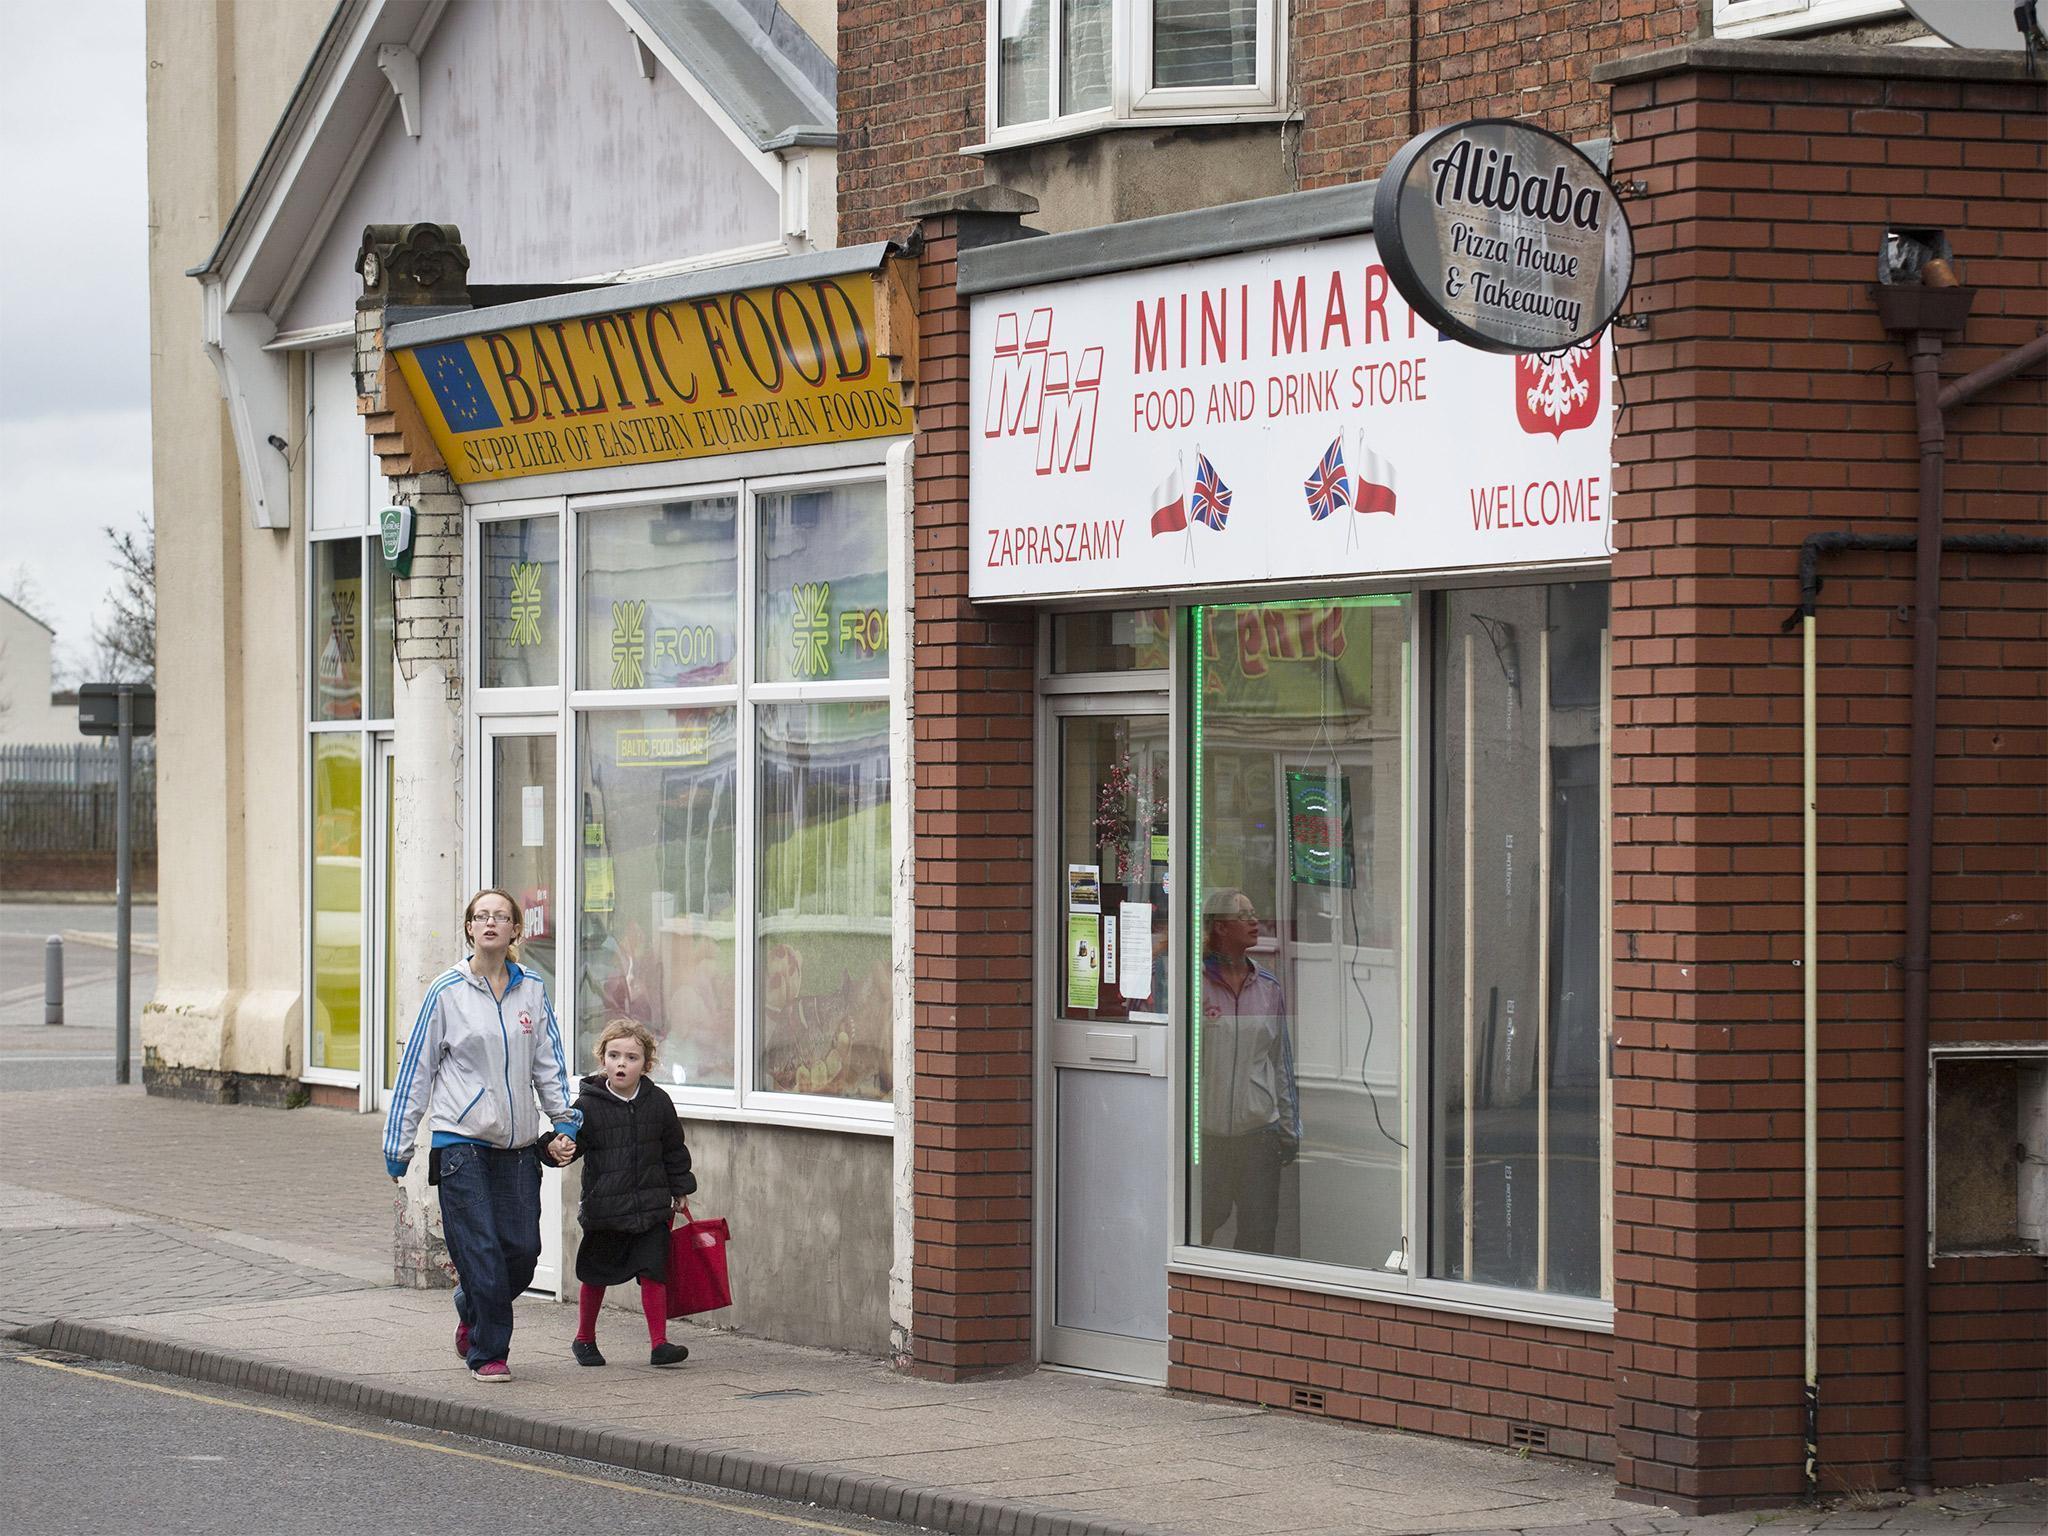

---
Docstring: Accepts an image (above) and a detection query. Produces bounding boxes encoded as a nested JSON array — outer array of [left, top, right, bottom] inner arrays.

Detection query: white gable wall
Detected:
[[278, 0, 782, 333]]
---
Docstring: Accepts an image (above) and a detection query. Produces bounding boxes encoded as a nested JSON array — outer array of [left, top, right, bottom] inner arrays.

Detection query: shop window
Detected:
[[755, 702, 893, 1102], [313, 539, 366, 722], [572, 474, 893, 1118], [756, 483, 889, 684], [990, 0, 1281, 140], [310, 732, 364, 1073], [1189, 596, 1411, 1269], [578, 494, 738, 690], [1429, 582, 1609, 1299], [480, 516, 559, 689], [576, 708, 738, 1089], [1053, 609, 1170, 673]]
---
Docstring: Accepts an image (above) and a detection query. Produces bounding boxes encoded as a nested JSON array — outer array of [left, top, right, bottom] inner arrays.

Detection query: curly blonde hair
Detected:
[[594, 1017, 659, 1072]]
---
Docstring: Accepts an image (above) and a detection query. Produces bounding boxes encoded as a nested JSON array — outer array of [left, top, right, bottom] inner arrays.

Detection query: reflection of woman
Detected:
[[382, 888, 581, 1383], [1198, 889, 1299, 1254]]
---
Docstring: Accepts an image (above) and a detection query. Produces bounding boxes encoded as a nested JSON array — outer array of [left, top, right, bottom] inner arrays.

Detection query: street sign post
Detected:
[[79, 682, 156, 1086]]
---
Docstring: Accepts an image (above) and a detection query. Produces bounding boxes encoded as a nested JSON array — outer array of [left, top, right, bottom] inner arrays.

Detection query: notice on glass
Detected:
[[1066, 863, 1101, 914], [583, 856, 615, 914], [1102, 907, 1117, 987], [1118, 902, 1153, 1000], [1067, 914, 1100, 1010], [522, 785, 545, 847]]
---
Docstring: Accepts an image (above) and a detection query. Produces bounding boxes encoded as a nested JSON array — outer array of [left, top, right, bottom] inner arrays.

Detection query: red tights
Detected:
[[575, 1280, 667, 1347]]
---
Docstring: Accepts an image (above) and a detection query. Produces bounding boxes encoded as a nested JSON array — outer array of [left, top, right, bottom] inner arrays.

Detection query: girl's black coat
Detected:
[[564, 1073, 696, 1233]]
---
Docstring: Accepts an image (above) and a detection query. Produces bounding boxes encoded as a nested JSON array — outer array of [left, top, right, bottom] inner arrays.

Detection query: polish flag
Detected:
[[1354, 443, 1398, 515], [1150, 466, 1187, 536]]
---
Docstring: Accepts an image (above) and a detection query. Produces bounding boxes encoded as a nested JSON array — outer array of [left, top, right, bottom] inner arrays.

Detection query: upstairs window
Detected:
[[1710, 0, 1906, 36], [990, 0, 1282, 142]]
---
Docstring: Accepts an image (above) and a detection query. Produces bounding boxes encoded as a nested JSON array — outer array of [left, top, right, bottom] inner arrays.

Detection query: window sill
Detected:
[[964, 109, 1299, 158], [671, 1100, 894, 1137], [1169, 1250, 1615, 1334]]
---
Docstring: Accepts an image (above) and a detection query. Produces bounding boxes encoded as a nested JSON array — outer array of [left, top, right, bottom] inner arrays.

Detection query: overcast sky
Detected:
[[0, 0, 150, 684]]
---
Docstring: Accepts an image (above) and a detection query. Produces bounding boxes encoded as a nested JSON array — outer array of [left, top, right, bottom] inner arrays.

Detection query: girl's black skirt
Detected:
[[574, 1222, 669, 1287]]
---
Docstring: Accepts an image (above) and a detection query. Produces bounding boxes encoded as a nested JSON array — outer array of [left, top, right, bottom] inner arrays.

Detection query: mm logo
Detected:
[[984, 308, 1104, 476]]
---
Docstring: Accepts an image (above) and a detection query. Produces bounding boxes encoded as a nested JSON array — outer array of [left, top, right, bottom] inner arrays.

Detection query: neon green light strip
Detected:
[[1189, 605, 1204, 1169]]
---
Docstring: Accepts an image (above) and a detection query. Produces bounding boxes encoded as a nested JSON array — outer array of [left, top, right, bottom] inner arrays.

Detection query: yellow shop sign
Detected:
[[394, 270, 909, 485]]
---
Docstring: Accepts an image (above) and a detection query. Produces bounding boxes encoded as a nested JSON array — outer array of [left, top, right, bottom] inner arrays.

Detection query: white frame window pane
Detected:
[[1149, 0, 1257, 89], [481, 516, 561, 690], [1063, 0, 1113, 113], [312, 538, 367, 723], [578, 707, 740, 1092], [754, 700, 893, 1104], [367, 545, 396, 722], [756, 480, 890, 685], [310, 732, 365, 1075], [578, 495, 739, 691], [997, 0, 1054, 125]]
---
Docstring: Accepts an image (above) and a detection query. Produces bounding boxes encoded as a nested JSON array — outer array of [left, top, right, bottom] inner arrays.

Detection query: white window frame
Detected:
[[302, 351, 393, 1093], [1711, 0, 1906, 37], [1165, 573, 1619, 1333], [560, 467, 896, 1134], [980, 0, 1287, 152]]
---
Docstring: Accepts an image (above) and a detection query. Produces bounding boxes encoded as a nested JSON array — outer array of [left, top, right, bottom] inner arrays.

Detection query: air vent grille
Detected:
[[1290, 1387, 1327, 1414], [1508, 1421, 1549, 1452]]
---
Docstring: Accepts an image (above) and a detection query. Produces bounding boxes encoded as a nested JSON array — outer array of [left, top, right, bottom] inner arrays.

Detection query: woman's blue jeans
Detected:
[[437, 1142, 542, 1366]]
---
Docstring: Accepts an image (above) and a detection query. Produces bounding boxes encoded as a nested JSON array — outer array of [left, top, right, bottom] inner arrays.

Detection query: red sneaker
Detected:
[[455, 1323, 472, 1360], [469, 1360, 511, 1383]]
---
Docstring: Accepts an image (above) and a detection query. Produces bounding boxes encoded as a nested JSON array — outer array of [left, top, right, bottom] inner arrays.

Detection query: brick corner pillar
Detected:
[[353, 221, 473, 1289], [1598, 43, 2048, 1513], [902, 187, 1044, 1379]]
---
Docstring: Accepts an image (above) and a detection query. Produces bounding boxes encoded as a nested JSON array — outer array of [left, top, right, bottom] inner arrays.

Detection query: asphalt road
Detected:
[[0, 1342, 924, 1536], [0, 901, 156, 1090]]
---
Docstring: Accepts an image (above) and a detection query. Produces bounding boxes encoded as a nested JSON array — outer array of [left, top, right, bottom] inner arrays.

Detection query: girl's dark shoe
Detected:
[[571, 1340, 606, 1367], [649, 1342, 690, 1367]]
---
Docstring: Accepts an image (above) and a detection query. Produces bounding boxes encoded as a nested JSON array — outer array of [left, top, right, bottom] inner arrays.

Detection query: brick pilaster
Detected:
[[907, 209, 1039, 1377]]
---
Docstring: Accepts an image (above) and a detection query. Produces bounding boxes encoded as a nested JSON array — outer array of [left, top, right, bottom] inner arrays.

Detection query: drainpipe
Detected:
[[1784, 526, 2047, 1500], [1873, 254, 2048, 1493]]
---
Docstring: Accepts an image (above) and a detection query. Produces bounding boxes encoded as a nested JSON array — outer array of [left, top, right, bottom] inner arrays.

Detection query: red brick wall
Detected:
[[840, 0, 1698, 245], [1294, 0, 1695, 191], [907, 213, 1040, 1376], [1171, 1276, 1616, 1461], [1605, 54, 2048, 1510]]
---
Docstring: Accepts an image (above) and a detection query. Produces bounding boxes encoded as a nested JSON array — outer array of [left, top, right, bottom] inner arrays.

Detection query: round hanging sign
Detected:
[[1373, 118, 1633, 355]]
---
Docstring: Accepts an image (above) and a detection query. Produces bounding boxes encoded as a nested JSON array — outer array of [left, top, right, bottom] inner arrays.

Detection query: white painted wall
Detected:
[[0, 598, 76, 745], [277, 0, 782, 333]]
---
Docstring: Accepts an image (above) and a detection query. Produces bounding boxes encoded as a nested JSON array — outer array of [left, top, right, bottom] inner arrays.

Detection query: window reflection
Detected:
[[1430, 582, 1608, 1298], [1190, 597, 1409, 1267]]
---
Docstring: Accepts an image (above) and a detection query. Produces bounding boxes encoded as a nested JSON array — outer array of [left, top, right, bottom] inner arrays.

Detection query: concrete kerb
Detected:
[[11, 1317, 1188, 1536]]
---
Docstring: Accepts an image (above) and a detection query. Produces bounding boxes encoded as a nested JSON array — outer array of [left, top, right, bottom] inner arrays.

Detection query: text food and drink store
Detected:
[[961, 126, 1633, 1403], [376, 247, 916, 1339]]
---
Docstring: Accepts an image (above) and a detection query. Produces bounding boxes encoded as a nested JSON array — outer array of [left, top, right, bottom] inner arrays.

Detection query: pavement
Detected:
[[3, 1087, 2044, 1536]]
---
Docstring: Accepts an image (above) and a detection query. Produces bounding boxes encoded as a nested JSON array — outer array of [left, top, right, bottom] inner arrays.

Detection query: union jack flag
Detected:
[[1190, 452, 1232, 531], [1303, 436, 1352, 521]]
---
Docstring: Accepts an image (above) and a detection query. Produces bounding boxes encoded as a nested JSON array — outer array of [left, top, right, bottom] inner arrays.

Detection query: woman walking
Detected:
[[382, 888, 581, 1383]]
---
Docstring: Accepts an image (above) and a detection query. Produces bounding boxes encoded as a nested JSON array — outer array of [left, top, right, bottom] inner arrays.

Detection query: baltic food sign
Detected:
[[966, 228, 1613, 602], [1373, 118, 1633, 354], [394, 271, 909, 485]]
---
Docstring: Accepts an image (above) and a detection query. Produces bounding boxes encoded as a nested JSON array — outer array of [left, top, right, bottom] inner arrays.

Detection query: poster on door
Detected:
[[968, 230, 1613, 602]]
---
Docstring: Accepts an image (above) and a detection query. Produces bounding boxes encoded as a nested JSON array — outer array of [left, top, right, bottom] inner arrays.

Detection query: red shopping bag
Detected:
[[667, 1206, 733, 1318]]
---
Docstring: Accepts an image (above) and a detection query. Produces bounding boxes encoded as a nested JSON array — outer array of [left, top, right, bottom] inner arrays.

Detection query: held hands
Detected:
[[546, 1133, 577, 1164]]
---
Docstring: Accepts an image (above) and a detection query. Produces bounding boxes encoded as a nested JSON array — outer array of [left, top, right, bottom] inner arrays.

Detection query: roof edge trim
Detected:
[[386, 241, 899, 349]]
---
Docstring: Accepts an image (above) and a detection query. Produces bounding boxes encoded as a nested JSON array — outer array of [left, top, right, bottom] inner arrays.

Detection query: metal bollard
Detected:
[[44, 935, 64, 1026]]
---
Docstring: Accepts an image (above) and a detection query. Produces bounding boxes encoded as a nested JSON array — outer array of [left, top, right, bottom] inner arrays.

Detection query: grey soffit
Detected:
[[386, 242, 897, 349], [956, 140, 1613, 297], [623, 0, 836, 150]]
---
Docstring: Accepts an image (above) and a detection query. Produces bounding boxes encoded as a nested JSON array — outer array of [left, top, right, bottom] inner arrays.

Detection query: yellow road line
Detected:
[[9, 1353, 878, 1535]]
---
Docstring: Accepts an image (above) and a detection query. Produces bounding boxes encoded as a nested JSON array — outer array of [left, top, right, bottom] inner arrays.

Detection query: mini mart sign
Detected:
[[966, 229, 1613, 602]]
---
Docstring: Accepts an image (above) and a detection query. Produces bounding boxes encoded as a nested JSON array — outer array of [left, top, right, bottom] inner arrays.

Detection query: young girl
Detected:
[[558, 1019, 696, 1367]]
